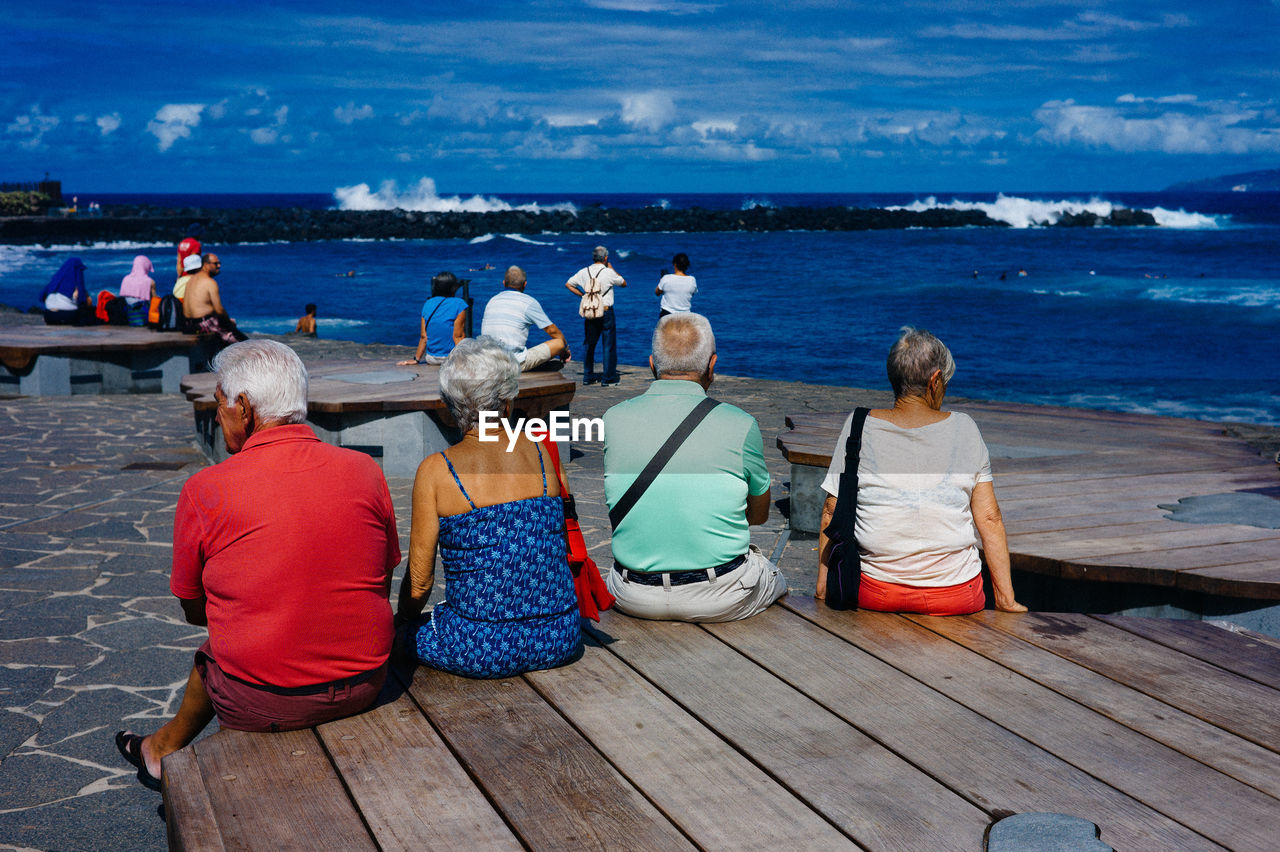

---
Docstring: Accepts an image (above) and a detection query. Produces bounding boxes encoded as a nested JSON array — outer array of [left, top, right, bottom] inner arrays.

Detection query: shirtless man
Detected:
[[183, 254, 247, 345]]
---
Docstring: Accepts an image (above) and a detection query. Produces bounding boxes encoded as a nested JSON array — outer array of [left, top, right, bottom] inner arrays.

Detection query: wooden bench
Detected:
[[0, 325, 203, 395], [181, 359, 577, 477], [778, 403, 1280, 631], [162, 603, 1280, 850]]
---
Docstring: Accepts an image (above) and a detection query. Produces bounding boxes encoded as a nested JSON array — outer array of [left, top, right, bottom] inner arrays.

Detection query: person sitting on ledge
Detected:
[[397, 271, 468, 365], [396, 336, 582, 678], [603, 312, 787, 622], [816, 326, 1026, 616], [480, 265, 569, 371], [115, 340, 400, 791], [183, 253, 247, 346], [118, 255, 157, 327], [38, 257, 97, 326]]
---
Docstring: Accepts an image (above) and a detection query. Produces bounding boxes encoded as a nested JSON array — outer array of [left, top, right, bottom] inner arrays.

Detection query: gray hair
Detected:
[[439, 336, 520, 432], [211, 340, 308, 424], [592, 245, 608, 263], [503, 265, 526, 288], [886, 326, 956, 398], [652, 312, 715, 376]]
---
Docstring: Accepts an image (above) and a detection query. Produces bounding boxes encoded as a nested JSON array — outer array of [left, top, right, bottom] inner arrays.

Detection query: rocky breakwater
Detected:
[[0, 202, 1157, 246]]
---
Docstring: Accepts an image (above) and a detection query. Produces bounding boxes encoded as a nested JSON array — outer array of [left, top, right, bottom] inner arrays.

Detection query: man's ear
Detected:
[[649, 354, 657, 379], [237, 393, 254, 430]]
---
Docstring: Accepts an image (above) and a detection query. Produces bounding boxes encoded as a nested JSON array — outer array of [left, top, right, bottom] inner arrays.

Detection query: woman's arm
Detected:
[[396, 460, 441, 625], [398, 317, 429, 365], [815, 494, 837, 599], [971, 481, 1027, 612], [452, 310, 467, 344]]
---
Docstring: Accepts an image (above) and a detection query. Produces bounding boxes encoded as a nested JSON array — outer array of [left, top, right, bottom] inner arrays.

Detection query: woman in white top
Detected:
[[816, 327, 1025, 615], [655, 252, 697, 317]]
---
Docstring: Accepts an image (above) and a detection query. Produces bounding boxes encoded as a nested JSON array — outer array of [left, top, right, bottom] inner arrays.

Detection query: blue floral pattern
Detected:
[[409, 450, 581, 678]]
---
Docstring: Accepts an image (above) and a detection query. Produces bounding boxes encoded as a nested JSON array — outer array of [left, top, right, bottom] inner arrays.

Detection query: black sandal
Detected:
[[114, 731, 161, 791]]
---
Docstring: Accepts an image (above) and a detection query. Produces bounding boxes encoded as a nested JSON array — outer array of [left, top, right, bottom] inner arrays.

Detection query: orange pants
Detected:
[[858, 573, 985, 616]]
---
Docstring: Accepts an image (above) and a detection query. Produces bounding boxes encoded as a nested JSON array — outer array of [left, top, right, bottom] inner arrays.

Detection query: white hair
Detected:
[[438, 336, 520, 432], [886, 326, 956, 398], [652, 312, 715, 376], [212, 340, 308, 423]]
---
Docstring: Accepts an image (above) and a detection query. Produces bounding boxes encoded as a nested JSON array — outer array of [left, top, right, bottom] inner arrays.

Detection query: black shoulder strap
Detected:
[[609, 397, 721, 530], [824, 407, 870, 547]]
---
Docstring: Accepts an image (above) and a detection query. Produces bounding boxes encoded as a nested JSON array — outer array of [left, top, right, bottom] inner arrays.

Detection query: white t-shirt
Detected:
[[821, 411, 992, 587], [567, 263, 624, 310], [657, 273, 697, 313], [480, 289, 552, 356]]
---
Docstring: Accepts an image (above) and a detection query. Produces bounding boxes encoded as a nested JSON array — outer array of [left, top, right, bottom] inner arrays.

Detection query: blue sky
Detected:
[[3, 1, 1278, 195]]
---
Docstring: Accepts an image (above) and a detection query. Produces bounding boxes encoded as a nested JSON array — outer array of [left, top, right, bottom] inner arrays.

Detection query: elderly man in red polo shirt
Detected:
[[114, 340, 400, 791]]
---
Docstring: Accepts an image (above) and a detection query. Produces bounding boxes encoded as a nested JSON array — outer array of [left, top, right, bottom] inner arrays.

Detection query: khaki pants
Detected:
[[606, 545, 787, 623]]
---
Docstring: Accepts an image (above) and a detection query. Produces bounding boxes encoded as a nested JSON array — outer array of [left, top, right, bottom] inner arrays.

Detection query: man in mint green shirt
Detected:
[[603, 313, 787, 621]]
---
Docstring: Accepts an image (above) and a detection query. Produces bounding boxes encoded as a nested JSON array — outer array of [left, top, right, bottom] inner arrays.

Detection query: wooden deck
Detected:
[[163, 602, 1280, 850], [180, 358, 576, 476], [778, 402, 1280, 609]]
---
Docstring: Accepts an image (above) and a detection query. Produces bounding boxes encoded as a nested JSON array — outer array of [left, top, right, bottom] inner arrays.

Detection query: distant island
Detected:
[[1165, 168, 1280, 192]]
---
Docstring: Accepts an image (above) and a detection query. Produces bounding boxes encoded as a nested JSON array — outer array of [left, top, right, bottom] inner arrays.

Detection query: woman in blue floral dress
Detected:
[[396, 336, 581, 678]]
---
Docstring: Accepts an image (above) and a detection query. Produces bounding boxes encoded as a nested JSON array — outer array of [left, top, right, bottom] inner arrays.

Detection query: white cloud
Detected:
[[147, 103, 205, 151], [621, 91, 676, 132], [96, 113, 122, 135], [1035, 98, 1280, 154], [6, 106, 60, 150], [543, 113, 602, 128], [250, 105, 290, 145], [334, 101, 374, 124], [583, 0, 718, 13], [1116, 93, 1198, 105]]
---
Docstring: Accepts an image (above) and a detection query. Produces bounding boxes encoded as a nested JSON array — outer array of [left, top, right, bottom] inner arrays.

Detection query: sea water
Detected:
[[1, 191, 1277, 425]]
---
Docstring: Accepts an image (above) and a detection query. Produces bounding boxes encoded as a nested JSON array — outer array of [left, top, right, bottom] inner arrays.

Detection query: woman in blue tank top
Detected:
[[395, 336, 580, 678], [397, 271, 470, 366]]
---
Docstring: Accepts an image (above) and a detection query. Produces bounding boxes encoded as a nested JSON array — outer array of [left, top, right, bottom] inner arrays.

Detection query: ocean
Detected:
[[2, 190, 1278, 425]]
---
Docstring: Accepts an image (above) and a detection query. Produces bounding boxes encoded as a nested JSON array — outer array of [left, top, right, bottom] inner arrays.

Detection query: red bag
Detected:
[[540, 438, 615, 621], [95, 290, 115, 323]]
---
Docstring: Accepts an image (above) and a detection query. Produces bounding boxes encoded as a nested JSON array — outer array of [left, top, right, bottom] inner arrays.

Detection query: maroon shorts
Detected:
[[858, 573, 986, 616], [194, 641, 386, 733]]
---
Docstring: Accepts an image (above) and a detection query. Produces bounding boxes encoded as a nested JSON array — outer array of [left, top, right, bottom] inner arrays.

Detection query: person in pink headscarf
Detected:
[[119, 255, 157, 326]]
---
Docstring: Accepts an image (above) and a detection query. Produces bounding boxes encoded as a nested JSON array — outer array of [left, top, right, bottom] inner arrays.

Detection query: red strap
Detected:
[[539, 435, 615, 620]]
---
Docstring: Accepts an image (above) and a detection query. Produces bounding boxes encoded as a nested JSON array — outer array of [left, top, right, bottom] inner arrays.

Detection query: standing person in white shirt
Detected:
[[480, 266, 569, 371], [565, 245, 627, 386], [656, 252, 697, 318]]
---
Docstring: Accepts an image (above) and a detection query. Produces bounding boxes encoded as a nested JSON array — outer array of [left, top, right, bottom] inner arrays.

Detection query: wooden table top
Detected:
[[0, 325, 198, 370], [163, 602, 1280, 850], [181, 358, 576, 415], [778, 402, 1280, 600]]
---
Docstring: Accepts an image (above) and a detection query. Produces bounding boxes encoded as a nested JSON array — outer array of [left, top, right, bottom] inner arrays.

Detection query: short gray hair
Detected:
[[503, 265, 526, 288], [652, 312, 715, 376], [592, 245, 608, 263], [212, 340, 308, 424], [439, 336, 520, 432], [886, 326, 955, 398]]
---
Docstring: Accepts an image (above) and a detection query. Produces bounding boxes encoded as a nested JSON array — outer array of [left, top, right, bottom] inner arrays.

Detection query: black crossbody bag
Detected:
[[823, 407, 870, 610], [609, 397, 721, 530]]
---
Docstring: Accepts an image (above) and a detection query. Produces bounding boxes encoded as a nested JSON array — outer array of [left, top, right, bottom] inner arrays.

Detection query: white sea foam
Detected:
[[886, 194, 1223, 230], [469, 234, 497, 244], [32, 240, 170, 251], [501, 234, 553, 246], [741, 197, 775, 210], [333, 177, 577, 214], [1144, 284, 1280, 309], [1062, 393, 1278, 425], [0, 245, 37, 275]]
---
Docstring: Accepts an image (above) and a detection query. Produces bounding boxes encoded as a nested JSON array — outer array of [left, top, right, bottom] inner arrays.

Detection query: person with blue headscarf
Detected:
[[39, 257, 97, 325]]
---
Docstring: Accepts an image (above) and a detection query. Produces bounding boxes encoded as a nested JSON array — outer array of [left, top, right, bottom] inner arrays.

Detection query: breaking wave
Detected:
[[333, 177, 577, 214], [887, 194, 1223, 229]]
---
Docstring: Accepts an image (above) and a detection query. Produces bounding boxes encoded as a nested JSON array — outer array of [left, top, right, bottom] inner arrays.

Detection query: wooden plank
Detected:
[[591, 611, 993, 849], [161, 746, 227, 852], [713, 604, 1228, 850], [404, 663, 692, 850], [526, 640, 854, 849], [1178, 560, 1280, 599], [899, 610, 1280, 800], [1007, 521, 1280, 562], [1093, 615, 1280, 690], [782, 599, 1273, 850], [315, 688, 520, 850], [191, 728, 375, 850], [980, 612, 1280, 751]]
